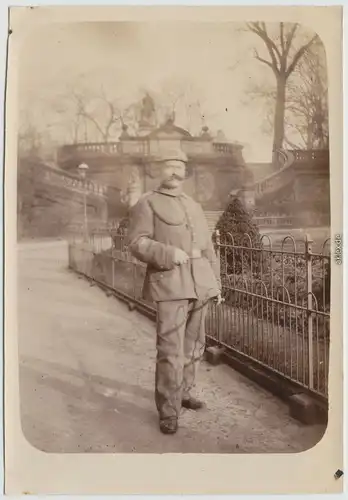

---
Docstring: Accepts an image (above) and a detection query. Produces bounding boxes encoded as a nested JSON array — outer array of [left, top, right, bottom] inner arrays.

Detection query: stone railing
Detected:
[[253, 213, 330, 229], [291, 149, 329, 163], [253, 215, 296, 228], [33, 162, 108, 197], [59, 142, 121, 157], [254, 165, 294, 199], [212, 142, 236, 155], [58, 139, 243, 165], [182, 140, 214, 155], [254, 149, 329, 200]]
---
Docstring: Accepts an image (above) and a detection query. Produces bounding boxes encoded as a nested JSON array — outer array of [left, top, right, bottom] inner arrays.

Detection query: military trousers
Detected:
[[155, 298, 209, 420]]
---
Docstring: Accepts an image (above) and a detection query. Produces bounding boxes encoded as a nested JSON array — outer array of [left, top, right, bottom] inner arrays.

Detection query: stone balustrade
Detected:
[[212, 142, 236, 154], [253, 215, 296, 227], [254, 213, 330, 229], [255, 166, 294, 198], [254, 149, 329, 201], [255, 150, 330, 197], [18, 159, 109, 239], [58, 139, 240, 166], [35, 162, 108, 197], [291, 149, 329, 163], [59, 142, 121, 157], [182, 140, 214, 155]]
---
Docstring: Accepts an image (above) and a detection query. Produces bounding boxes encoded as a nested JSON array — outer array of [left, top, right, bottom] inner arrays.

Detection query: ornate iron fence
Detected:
[[210, 231, 330, 398], [68, 228, 331, 399]]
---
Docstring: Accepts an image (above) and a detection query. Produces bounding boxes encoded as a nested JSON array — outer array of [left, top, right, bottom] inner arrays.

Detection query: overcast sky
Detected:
[[18, 21, 320, 162]]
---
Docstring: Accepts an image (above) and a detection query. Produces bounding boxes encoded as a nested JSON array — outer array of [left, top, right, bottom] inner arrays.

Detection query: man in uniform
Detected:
[[127, 148, 222, 435]]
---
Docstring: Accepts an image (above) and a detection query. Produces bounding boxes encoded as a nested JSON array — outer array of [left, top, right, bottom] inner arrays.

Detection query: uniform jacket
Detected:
[[127, 186, 221, 303]]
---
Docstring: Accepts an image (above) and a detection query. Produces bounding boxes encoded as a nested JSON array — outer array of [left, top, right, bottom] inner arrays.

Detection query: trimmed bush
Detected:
[[215, 197, 263, 275]]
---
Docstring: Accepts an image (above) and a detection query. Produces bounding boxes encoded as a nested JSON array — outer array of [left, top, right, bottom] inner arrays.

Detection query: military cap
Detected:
[[154, 148, 188, 164]]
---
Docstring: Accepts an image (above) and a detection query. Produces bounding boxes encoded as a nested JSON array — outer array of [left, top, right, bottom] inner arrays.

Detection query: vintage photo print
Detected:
[[4, 5, 343, 495]]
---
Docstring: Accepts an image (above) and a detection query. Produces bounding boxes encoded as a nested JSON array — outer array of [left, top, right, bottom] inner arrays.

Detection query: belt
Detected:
[[189, 248, 202, 259]]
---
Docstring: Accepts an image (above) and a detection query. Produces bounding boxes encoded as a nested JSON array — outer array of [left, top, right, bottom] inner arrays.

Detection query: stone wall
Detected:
[[69, 158, 249, 214], [57, 130, 250, 215], [254, 150, 330, 228], [17, 158, 109, 239]]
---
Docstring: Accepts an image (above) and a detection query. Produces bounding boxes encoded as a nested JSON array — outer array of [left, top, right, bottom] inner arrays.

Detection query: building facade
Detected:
[[56, 99, 330, 232], [253, 149, 330, 229], [57, 117, 252, 222]]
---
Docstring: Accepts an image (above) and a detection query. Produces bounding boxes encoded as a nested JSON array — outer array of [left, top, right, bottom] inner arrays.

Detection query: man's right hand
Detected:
[[173, 248, 190, 265]]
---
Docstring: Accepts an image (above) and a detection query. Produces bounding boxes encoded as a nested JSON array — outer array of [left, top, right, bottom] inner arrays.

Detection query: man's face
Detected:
[[159, 160, 186, 189]]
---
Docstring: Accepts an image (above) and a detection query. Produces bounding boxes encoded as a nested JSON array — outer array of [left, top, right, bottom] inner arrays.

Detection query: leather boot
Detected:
[[159, 417, 178, 435], [182, 396, 205, 410]]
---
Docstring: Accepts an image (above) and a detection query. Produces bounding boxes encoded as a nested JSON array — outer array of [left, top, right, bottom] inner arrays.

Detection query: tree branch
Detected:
[[286, 122, 308, 145], [247, 22, 280, 74], [79, 110, 106, 140], [286, 34, 319, 78], [71, 91, 109, 140], [261, 22, 282, 62], [254, 49, 276, 72], [283, 133, 302, 149], [284, 23, 298, 58], [280, 22, 285, 53]]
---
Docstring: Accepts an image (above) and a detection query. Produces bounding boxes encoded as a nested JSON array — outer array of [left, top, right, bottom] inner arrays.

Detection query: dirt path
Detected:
[[18, 240, 325, 453]]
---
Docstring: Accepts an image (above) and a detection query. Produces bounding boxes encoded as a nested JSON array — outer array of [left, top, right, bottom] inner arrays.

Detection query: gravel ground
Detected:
[[18, 240, 326, 453]]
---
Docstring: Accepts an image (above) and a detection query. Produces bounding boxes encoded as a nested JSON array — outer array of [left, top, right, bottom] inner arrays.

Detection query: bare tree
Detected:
[[53, 83, 140, 144], [18, 109, 57, 159], [285, 41, 329, 149], [245, 38, 328, 151], [152, 79, 211, 134], [70, 88, 134, 142], [246, 22, 318, 164], [18, 125, 43, 158]]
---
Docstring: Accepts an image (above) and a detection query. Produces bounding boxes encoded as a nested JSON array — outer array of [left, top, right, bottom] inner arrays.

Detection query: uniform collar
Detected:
[[155, 185, 185, 198]]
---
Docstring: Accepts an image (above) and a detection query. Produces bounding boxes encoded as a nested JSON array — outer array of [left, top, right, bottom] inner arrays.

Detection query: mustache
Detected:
[[166, 173, 185, 181]]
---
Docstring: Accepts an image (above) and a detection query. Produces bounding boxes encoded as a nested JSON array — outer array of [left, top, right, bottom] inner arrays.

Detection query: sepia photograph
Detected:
[[5, 5, 343, 495]]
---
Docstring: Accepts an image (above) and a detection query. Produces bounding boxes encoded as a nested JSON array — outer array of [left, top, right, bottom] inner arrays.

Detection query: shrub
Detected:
[[215, 197, 263, 275]]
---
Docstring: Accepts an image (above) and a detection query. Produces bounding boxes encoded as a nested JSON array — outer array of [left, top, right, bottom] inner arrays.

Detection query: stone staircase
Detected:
[[204, 210, 223, 233]]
